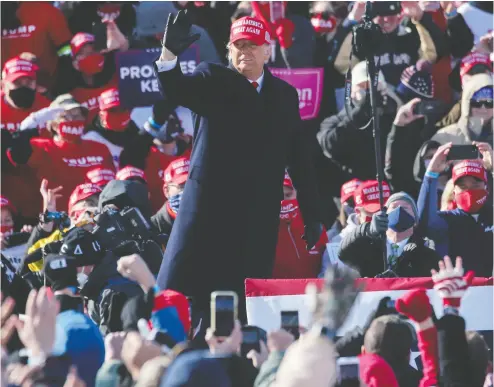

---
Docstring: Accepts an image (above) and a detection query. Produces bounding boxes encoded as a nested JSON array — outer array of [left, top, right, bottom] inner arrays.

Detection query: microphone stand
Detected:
[[350, 2, 393, 275]]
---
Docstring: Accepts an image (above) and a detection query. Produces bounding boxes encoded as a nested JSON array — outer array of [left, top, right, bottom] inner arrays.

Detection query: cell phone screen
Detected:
[[242, 330, 259, 344], [337, 357, 360, 383], [281, 311, 299, 339], [447, 145, 480, 161], [214, 296, 235, 337]]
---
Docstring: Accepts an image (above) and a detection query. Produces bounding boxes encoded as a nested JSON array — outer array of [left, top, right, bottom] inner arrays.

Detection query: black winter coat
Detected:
[[154, 62, 322, 317], [317, 100, 396, 185], [339, 223, 440, 277], [151, 202, 174, 236]]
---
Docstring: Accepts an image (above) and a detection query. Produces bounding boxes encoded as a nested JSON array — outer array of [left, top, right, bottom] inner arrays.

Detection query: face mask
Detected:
[[167, 192, 183, 215], [57, 120, 85, 143], [0, 225, 14, 234], [455, 189, 488, 213], [387, 206, 416, 232], [78, 53, 105, 75], [9, 86, 36, 109], [468, 116, 486, 136], [311, 13, 338, 34], [100, 110, 131, 131], [280, 199, 299, 222]]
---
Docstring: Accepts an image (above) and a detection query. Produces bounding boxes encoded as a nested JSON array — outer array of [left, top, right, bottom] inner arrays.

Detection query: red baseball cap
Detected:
[[68, 183, 102, 213], [460, 52, 491, 78], [0, 196, 17, 215], [341, 179, 362, 204], [2, 57, 37, 83], [99, 88, 120, 111], [116, 166, 147, 183], [164, 157, 190, 186], [452, 160, 488, 185], [230, 17, 271, 46], [71, 33, 95, 57], [86, 167, 116, 187], [354, 180, 391, 213], [283, 170, 294, 189]]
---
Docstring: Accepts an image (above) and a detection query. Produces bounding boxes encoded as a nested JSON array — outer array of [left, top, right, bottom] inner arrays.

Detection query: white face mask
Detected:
[[77, 268, 89, 287], [468, 116, 486, 136]]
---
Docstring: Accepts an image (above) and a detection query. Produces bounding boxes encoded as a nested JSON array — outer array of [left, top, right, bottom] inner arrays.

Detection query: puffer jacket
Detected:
[[273, 201, 327, 279], [432, 73, 493, 145]]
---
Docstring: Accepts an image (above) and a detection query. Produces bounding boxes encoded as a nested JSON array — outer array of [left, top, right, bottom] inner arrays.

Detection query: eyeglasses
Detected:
[[471, 99, 493, 109]]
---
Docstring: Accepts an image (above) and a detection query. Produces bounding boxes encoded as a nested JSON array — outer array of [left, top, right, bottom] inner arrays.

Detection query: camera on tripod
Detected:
[[91, 206, 153, 256]]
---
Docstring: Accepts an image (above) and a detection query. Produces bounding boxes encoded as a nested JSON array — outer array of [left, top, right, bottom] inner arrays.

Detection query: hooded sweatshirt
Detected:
[[432, 73, 493, 145]]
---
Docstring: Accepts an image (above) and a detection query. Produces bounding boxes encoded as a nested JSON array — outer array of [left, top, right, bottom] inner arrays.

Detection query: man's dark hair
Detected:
[[364, 315, 413, 368]]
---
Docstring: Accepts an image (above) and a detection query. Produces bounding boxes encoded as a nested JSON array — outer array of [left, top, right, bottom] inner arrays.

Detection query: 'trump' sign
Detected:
[[269, 67, 324, 120], [117, 46, 198, 108]]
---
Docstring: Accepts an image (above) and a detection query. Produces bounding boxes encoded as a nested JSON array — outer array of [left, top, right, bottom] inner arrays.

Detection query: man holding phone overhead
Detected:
[[153, 11, 323, 321], [418, 143, 493, 276]]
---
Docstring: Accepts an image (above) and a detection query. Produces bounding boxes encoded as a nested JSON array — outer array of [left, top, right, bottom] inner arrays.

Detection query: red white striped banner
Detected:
[[245, 278, 493, 334]]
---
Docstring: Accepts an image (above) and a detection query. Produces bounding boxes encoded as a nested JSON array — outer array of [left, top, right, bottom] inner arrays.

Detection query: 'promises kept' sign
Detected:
[[116, 46, 198, 108]]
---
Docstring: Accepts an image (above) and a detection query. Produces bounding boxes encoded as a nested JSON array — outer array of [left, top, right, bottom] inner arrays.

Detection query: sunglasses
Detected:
[[471, 99, 493, 109]]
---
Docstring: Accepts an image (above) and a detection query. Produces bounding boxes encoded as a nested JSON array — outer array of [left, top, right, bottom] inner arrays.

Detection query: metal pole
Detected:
[[366, 57, 388, 272]]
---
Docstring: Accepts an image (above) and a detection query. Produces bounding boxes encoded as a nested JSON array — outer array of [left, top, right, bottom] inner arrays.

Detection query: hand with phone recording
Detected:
[[393, 98, 424, 126], [473, 141, 493, 171], [426, 142, 452, 174], [205, 320, 242, 355]]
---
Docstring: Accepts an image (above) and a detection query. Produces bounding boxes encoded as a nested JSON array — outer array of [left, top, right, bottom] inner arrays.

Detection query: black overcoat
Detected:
[[154, 61, 322, 314]]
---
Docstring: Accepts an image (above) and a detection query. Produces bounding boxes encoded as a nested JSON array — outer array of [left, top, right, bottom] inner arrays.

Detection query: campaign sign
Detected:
[[117, 46, 198, 108], [269, 67, 324, 120]]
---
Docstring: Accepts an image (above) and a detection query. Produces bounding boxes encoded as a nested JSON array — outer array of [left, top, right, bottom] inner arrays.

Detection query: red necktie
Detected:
[[252, 81, 259, 90]]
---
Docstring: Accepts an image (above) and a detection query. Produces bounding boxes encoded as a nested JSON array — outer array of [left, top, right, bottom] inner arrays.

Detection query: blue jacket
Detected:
[[417, 175, 493, 276], [52, 310, 105, 387]]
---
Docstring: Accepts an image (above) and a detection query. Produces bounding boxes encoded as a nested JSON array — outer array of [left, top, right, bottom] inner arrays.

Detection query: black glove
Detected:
[[162, 10, 200, 57], [302, 222, 323, 251], [368, 209, 388, 237]]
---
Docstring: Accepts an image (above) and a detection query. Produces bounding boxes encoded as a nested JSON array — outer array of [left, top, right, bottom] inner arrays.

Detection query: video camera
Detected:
[[39, 211, 71, 229], [91, 206, 153, 256]]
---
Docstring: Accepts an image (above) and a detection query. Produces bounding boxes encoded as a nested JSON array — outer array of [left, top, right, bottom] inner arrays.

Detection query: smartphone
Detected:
[[281, 310, 300, 340], [241, 326, 261, 357], [336, 357, 360, 386], [412, 100, 443, 116], [210, 291, 238, 337], [447, 145, 480, 161]]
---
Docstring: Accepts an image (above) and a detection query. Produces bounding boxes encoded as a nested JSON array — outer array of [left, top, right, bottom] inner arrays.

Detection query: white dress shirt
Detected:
[[155, 58, 264, 93], [386, 237, 409, 262]]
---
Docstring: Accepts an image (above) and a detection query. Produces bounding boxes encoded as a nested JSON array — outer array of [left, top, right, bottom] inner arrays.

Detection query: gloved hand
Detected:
[[274, 18, 295, 49], [368, 209, 388, 237], [162, 10, 200, 57], [20, 106, 64, 131], [432, 256, 474, 308], [144, 112, 183, 143], [396, 288, 432, 323], [302, 222, 323, 251]]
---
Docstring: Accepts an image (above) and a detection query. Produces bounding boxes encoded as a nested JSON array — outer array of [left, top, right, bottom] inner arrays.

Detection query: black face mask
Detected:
[[9, 86, 36, 109]]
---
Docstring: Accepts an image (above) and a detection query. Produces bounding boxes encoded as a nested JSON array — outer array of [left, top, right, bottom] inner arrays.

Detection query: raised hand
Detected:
[[1, 293, 17, 348], [205, 320, 242, 355], [432, 256, 474, 308], [162, 10, 201, 57], [427, 142, 452, 174], [40, 179, 63, 213], [116, 254, 156, 292]]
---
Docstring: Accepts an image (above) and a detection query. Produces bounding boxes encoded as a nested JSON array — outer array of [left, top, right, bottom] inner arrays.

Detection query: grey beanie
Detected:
[[386, 192, 419, 221]]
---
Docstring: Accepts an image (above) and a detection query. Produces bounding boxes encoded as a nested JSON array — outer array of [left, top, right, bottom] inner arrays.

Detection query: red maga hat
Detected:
[[452, 160, 488, 185], [2, 57, 37, 83], [230, 16, 271, 46], [71, 33, 95, 57], [164, 157, 190, 186], [68, 183, 102, 213], [341, 178, 362, 204], [354, 180, 391, 213]]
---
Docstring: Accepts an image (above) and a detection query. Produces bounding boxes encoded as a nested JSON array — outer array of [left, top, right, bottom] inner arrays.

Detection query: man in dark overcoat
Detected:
[[154, 11, 324, 319]]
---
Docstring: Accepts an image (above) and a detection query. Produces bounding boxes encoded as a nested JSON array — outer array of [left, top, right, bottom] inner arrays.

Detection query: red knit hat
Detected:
[[359, 353, 399, 387]]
